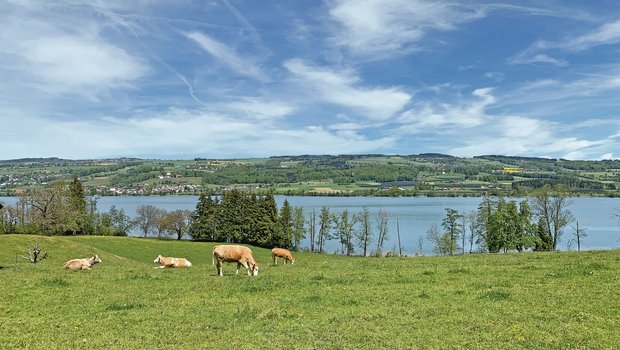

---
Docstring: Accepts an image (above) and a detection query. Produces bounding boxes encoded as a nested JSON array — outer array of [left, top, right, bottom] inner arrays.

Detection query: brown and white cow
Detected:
[[212, 245, 259, 276], [64, 255, 102, 270], [271, 248, 295, 265], [153, 255, 192, 268]]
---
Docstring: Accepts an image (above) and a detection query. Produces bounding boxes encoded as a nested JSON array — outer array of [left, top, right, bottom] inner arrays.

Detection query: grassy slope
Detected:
[[0, 235, 618, 349]]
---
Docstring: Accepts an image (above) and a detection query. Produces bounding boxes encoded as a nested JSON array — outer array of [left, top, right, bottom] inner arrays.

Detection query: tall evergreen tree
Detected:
[[516, 200, 535, 251], [256, 192, 279, 247], [534, 217, 553, 251], [220, 189, 249, 243], [66, 177, 89, 234], [189, 192, 210, 241], [277, 199, 293, 248]]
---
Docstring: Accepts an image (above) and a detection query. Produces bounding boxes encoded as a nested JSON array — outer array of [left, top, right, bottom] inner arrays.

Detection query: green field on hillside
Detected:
[[3, 154, 620, 197], [1, 235, 619, 349]]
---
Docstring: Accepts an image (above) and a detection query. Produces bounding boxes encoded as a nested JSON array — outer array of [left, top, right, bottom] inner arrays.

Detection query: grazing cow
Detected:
[[271, 248, 295, 265], [212, 245, 259, 276], [153, 255, 192, 268], [64, 255, 102, 270]]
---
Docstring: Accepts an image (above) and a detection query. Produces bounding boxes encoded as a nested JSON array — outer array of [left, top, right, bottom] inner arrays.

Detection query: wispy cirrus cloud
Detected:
[[184, 31, 269, 82], [213, 98, 296, 121], [284, 58, 411, 120], [563, 18, 620, 52], [510, 18, 620, 67], [506, 66, 620, 105]]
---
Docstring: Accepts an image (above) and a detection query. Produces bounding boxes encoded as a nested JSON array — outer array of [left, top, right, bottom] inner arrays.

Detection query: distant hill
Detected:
[[1, 153, 620, 197], [0, 157, 141, 165]]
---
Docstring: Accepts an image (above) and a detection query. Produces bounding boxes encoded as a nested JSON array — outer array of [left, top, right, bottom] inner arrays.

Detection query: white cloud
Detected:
[[601, 153, 614, 160], [0, 11, 147, 98], [215, 98, 296, 120], [284, 59, 411, 120], [185, 31, 268, 82], [484, 72, 504, 82], [395, 88, 614, 159], [398, 88, 493, 132], [328, 0, 485, 57], [0, 108, 396, 159]]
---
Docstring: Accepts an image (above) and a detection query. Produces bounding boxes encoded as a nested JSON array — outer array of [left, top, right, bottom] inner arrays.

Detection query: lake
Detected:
[[2, 196, 619, 254]]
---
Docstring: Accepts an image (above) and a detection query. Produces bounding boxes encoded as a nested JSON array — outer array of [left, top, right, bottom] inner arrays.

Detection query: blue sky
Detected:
[[2, 0, 620, 160]]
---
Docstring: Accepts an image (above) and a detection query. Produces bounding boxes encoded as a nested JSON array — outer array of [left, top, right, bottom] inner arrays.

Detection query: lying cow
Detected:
[[64, 255, 102, 270], [153, 255, 192, 268], [212, 245, 259, 276], [272, 248, 295, 265]]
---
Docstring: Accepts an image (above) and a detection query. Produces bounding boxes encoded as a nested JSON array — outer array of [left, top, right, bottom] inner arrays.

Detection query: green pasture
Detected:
[[0, 235, 618, 349]]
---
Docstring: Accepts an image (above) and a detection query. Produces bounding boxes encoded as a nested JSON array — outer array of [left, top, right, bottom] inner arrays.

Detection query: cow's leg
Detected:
[[236, 262, 241, 275], [272, 255, 276, 265], [216, 261, 224, 276]]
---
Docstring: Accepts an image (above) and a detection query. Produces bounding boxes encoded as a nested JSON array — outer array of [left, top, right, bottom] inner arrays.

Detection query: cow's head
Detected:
[[250, 262, 259, 276], [153, 255, 162, 264], [290, 258, 295, 265], [92, 255, 102, 264]]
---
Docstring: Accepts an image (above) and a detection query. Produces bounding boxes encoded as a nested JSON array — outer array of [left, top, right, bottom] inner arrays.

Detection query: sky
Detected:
[[2, 0, 620, 160]]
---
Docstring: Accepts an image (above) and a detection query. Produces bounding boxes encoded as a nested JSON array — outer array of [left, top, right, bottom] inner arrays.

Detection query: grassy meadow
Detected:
[[0, 235, 618, 349]]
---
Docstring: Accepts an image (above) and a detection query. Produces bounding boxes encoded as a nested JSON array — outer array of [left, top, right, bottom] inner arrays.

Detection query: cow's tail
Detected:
[[211, 249, 215, 266]]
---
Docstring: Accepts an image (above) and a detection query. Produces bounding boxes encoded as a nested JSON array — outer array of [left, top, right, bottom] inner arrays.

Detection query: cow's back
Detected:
[[64, 259, 85, 270], [213, 245, 251, 262]]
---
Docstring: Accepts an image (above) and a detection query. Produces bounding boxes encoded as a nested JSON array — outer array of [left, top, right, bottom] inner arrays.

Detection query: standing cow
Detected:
[[271, 248, 295, 265], [212, 245, 259, 276], [64, 255, 102, 270], [153, 255, 192, 268]]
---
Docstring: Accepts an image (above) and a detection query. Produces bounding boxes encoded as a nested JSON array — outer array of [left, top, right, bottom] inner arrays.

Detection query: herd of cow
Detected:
[[62, 245, 296, 277]]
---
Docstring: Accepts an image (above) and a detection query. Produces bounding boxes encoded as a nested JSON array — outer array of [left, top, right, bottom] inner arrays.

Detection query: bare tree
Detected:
[[134, 204, 161, 238], [1, 203, 20, 234], [334, 209, 357, 255], [317, 206, 332, 253], [375, 210, 390, 255], [355, 207, 373, 257], [466, 211, 478, 253], [531, 186, 574, 251], [425, 224, 451, 256], [163, 209, 192, 240], [22, 242, 48, 263], [572, 219, 587, 252], [396, 218, 402, 257], [306, 208, 317, 252]]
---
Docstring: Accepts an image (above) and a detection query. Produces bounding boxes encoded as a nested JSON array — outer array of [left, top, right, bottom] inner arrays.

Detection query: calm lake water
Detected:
[[2, 196, 619, 254]]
